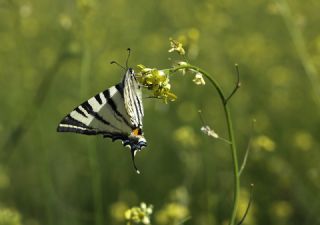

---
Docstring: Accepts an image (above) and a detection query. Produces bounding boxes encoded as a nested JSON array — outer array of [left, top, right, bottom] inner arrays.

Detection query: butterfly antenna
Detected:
[[131, 149, 140, 174], [125, 48, 131, 69], [110, 61, 126, 70]]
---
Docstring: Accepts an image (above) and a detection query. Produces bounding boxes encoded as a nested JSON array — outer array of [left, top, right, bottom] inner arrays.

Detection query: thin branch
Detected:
[[237, 184, 254, 225], [198, 110, 206, 126], [225, 64, 241, 105], [171, 64, 240, 225], [239, 119, 256, 176], [177, 216, 192, 225]]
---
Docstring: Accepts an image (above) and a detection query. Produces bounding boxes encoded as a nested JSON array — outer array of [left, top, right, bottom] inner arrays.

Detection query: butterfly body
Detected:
[[57, 68, 146, 173]]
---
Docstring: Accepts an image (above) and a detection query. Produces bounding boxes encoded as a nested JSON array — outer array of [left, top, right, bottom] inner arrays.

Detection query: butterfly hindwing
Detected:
[[124, 68, 144, 128]]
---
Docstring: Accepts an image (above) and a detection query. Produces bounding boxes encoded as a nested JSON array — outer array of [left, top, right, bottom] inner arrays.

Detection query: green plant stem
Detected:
[[171, 65, 240, 225]]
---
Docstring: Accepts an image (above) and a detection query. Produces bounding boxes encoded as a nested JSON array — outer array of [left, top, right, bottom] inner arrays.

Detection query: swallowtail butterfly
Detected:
[[57, 67, 146, 174]]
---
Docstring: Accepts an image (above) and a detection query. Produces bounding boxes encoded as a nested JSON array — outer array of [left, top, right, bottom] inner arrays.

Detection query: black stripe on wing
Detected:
[[80, 101, 119, 130], [94, 93, 103, 104], [103, 88, 134, 129], [57, 115, 129, 139], [57, 115, 98, 135], [58, 115, 86, 129], [75, 107, 87, 118], [103, 132, 129, 142], [115, 83, 124, 98]]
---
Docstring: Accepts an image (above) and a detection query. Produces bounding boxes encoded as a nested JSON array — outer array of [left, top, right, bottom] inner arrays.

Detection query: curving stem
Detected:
[[170, 65, 240, 225]]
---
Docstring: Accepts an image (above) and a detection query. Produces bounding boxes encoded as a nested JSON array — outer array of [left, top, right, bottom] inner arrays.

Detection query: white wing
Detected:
[[123, 68, 144, 129], [57, 83, 134, 141]]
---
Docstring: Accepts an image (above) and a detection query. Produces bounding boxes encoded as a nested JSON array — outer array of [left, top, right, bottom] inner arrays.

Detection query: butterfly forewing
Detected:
[[57, 83, 133, 139], [57, 68, 147, 173]]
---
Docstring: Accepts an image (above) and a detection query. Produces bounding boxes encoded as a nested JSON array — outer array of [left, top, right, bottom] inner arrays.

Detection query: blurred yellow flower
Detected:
[[169, 186, 190, 205], [252, 135, 276, 152], [125, 202, 153, 225], [237, 189, 255, 225], [192, 73, 205, 85], [270, 201, 293, 221], [110, 201, 129, 223], [19, 3, 32, 18], [59, 14, 72, 30], [293, 131, 313, 151], [174, 126, 199, 148], [155, 203, 189, 225], [168, 38, 185, 55], [0, 208, 22, 225], [76, 0, 95, 13], [188, 28, 200, 41]]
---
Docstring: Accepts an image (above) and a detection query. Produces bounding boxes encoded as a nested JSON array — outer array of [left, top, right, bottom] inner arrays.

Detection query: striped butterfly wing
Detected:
[[124, 68, 144, 129], [57, 83, 134, 141], [57, 68, 146, 173]]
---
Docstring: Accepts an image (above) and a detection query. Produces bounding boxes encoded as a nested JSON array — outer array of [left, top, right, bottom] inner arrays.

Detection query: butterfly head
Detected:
[[128, 68, 134, 75]]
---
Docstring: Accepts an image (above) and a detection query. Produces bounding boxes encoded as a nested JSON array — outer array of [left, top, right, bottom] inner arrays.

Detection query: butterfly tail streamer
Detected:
[[131, 149, 140, 174]]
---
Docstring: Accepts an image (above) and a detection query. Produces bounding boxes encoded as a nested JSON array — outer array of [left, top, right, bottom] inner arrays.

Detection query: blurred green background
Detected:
[[1, 0, 320, 224]]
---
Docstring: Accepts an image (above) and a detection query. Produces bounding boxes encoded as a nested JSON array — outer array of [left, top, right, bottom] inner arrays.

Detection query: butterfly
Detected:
[[57, 53, 146, 174]]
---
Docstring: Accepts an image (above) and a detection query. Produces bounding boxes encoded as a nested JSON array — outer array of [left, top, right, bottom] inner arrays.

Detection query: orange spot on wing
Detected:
[[132, 128, 140, 136]]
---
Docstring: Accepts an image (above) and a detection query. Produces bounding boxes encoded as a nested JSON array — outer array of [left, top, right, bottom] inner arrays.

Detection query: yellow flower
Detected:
[[252, 135, 276, 152], [155, 203, 189, 225], [125, 202, 153, 225], [192, 72, 205, 85], [168, 38, 185, 55], [293, 131, 313, 151], [174, 126, 199, 147], [110, 201, 129, 222], [136, 65, 177, 103], [0, 208, 22, 225], [59, 14, 72, 30], [271, 201, 293, 220]]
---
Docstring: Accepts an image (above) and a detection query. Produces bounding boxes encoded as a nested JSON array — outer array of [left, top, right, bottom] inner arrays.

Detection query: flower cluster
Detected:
[[168, 38, 185, 55], [125, 202, 153, 225], [136, 65, 177, 103]]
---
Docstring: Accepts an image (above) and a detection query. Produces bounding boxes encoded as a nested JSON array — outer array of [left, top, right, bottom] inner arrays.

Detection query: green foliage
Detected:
[[1, 0, 320, 225]]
